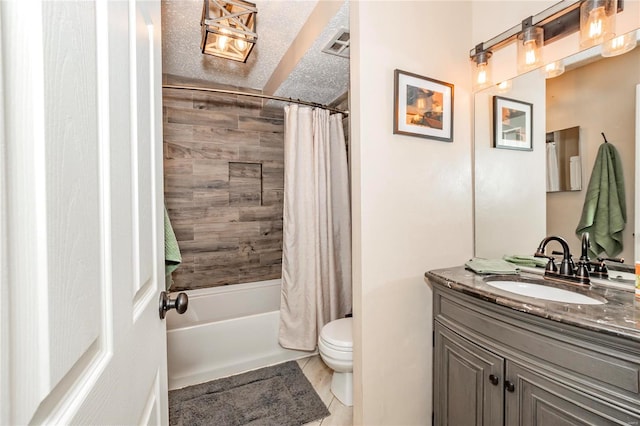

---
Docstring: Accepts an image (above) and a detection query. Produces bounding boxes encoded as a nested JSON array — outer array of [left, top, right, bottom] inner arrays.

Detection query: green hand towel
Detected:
[[575, 143, 626, 257], [465, 258, 519, 275], [165, 207, 182, 291], [503, 255, 548, 268]]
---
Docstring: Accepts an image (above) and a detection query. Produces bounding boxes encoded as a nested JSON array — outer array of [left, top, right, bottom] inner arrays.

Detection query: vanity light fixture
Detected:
[[601, 29, 637, 57], [579, 0, 617, 48], [543, 60, 565, 78], [200, 0, 257, 63], [471, 44, 493, 91], [517, 18, 544, 73], [469, 0, 625, 91]]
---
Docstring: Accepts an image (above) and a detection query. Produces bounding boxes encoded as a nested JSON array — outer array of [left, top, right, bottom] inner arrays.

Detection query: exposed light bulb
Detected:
[[234, 37, 247, 51], [217, 35, 229, 50], [524, 41, 538, 65], [601, 30, 637, 57], [476, 63, 488, 85], [216, 28, 231, 51], [588, 6, 606, 39], [611, 35, 624, 48]]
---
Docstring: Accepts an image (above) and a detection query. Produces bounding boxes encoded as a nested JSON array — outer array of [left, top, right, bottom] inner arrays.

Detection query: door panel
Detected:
[[505, 361, 640, 425], [129, 0, 159, 315], [434, 322, 504, 426], [1, 0, 167, 424]]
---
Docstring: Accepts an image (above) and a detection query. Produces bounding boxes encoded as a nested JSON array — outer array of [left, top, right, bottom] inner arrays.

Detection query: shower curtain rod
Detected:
[[162, 84, 349, 116]]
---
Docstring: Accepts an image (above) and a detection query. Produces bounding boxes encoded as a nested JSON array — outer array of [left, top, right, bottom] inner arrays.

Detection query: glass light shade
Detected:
[[496, 80, 512, 93], [580, 0, 617, 48], [201, 0, 257, 62], [601, 30, 637, 57], [517, 26, 543, 73], [543, 60, 565, 78], [472, 51, 492, 91]]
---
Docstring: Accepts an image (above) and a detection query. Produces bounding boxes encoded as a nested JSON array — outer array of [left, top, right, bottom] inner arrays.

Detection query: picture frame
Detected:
[[493, 96, 533, 151], [393, 69, 454, 142]]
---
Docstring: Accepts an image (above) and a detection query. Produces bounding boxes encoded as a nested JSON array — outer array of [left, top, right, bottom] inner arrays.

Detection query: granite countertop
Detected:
[[425, 265, 640, 344]]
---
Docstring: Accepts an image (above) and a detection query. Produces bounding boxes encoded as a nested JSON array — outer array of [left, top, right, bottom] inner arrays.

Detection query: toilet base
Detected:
[[330, 371, 353, 407]]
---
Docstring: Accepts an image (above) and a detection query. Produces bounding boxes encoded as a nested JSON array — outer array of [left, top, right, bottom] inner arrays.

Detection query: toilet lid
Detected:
[[320, 317, 352, 349]]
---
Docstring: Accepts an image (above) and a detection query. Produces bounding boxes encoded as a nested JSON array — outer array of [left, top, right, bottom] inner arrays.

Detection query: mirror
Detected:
[[474, 33, 639, 266], [546, 126, 582, 192]]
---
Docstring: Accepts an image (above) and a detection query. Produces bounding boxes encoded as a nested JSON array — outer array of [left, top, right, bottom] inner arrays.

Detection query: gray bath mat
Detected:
[[169, 360, 330, 426]]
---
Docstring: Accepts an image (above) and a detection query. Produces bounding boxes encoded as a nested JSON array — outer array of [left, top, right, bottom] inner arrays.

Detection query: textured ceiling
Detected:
[[161, 0, 350, 106], [271, 1, 349, 105]]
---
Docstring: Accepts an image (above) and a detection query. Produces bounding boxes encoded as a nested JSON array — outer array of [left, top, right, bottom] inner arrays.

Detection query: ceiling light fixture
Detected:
[[579, 0, 617, 48], [201, 0, 257, 63]]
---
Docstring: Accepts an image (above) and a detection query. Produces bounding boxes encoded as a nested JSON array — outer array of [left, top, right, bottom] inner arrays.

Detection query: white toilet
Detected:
[[318, 317, 353, 406]]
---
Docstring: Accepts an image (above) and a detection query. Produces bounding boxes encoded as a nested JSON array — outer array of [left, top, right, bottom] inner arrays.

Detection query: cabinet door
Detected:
[[505, 361, 640, 425], [434, 322, 504, 426]]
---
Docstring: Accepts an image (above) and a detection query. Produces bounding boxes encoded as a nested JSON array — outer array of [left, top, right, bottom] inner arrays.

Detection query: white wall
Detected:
[[351, 2, 473, 424]]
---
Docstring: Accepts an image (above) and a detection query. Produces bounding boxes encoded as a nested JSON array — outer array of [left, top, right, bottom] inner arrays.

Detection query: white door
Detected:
[[0, 0, 168, 424]]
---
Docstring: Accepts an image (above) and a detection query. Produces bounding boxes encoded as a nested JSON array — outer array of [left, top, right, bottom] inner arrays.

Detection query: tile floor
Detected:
[[298, 355, 353, 426]]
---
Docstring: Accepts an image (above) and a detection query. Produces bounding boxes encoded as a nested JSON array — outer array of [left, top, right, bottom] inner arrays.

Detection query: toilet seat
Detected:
[[319, 317, 352, 350]]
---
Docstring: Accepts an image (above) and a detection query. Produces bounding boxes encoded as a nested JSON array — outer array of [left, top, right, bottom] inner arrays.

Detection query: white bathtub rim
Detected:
[[166, 278, 283, 330], [169, 278, 281, 299]]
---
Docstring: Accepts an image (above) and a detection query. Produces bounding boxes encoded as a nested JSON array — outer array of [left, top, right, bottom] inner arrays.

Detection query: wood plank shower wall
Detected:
[[162, 85, 285, 291]]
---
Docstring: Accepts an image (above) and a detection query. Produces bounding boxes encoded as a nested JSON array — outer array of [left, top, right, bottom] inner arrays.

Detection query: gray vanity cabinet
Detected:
[[432, 286, 640, 426]]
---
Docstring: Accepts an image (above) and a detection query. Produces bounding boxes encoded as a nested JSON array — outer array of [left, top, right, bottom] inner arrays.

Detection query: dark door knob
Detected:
[[159, 291, 189, 320], [505, 380, 515, 392], [489, 374, 499, 386]]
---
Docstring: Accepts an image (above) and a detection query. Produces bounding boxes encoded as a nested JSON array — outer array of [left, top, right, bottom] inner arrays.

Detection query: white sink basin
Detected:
[[485, 280, 605, 305]]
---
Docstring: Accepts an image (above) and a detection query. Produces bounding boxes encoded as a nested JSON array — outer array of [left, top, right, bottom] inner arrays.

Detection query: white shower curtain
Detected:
[[278, 105, 352, 351]]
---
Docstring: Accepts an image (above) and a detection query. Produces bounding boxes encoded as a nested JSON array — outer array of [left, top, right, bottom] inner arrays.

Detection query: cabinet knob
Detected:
[[489, 374, 499, 386], [504, 380, 515, 392]]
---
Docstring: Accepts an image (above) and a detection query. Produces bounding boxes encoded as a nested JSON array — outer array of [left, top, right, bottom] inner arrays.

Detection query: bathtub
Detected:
[[166, 279, 314, 390]]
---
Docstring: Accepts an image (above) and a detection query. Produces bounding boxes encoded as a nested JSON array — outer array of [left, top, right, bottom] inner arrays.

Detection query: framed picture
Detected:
[[493, 96, 533, 151], [393, 69, 454, 142]]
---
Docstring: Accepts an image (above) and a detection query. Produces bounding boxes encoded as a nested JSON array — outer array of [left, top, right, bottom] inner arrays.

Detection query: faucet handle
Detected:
[[559, 258, 574, 276], [575, 260, 590, 284], [598, 256, 624, 264], [544, 257, 558, 273]]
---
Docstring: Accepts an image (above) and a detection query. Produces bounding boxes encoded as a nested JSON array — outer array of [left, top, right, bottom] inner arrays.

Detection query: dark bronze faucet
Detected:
[[534, 235, 590, 286]]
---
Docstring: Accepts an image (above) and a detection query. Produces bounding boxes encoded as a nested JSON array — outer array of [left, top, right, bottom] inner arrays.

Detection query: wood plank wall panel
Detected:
[[162, 86, 284, 291]]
